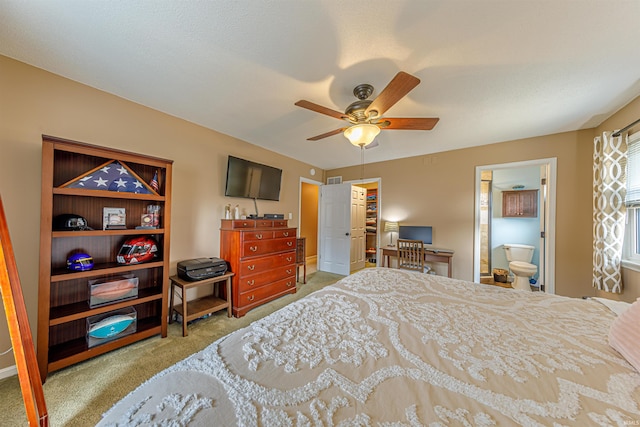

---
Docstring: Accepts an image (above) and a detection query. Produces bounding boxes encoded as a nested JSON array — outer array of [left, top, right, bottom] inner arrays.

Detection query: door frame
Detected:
[[473, 158, 557, 294], [299, 177, 323, 271], [344, 177, 382, 266], [303, 177, 382, 271]]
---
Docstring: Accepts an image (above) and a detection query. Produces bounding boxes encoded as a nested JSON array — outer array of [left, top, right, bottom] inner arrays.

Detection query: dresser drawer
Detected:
[[237, 265, 295, 292], [255, 219, 275, 228], [242, 237, 296, 257], [274, 228, 296, 239], [238, 276, 296, 307], [238, 252, 295, 276], [242, 230, 275, 241], [224, 219, 256, 229]]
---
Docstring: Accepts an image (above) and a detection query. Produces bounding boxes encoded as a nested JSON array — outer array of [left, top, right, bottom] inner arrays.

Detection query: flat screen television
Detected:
[[399, 226, 433, 244], [224, 156, 282, 201]]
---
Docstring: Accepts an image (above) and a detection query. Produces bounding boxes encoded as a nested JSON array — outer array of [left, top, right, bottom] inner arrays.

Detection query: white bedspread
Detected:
[[99, 268, 640, 426]]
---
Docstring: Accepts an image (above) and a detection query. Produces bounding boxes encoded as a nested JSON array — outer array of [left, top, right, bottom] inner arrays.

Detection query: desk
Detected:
[[381, 246, 454, 278], [169, 272, 234, 337]]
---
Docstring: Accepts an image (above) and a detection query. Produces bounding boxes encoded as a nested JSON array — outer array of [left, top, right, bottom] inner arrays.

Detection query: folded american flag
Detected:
[[63, 160, 154, 194]]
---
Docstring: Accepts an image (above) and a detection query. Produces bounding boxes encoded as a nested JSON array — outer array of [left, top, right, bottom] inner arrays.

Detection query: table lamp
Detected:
[[384, 221, 399, 246]]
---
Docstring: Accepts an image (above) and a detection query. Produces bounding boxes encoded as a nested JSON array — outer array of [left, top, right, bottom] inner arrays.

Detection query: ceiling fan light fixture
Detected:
[[344, 123, 380, 147]]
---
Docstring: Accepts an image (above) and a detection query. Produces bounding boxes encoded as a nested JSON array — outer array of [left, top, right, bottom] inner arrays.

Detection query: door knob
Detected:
[[345, 232, 350, 236]]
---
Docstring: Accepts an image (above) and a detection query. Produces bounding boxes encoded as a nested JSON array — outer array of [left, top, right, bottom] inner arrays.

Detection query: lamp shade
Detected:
[[384, 221, 399, 232], [344, 124, 381, 147]]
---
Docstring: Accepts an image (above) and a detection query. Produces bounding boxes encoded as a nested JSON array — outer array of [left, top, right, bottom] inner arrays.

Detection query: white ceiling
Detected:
[[2, 1, 640, 169]]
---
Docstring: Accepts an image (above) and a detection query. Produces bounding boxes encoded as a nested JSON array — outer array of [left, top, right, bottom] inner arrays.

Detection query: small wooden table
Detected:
[[169, 272, 234, 337], [381, 245, 454, 278]]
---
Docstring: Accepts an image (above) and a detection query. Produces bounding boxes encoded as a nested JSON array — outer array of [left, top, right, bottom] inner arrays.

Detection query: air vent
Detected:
[[327, 176, 342, 185]]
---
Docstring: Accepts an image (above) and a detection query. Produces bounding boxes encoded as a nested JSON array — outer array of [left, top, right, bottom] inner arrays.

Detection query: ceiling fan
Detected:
[[295, 71, 439, 148]]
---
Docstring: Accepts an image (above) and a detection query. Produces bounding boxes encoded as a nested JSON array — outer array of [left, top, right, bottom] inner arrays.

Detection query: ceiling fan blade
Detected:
[[381, 117, 440, 130], [307, 127, 347, 141], [295, 100, 349, 120], [365, 72, 420, 118]]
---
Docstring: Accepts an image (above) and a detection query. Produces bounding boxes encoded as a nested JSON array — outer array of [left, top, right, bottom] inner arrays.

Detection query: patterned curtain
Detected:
[[593, 131, 627, 293]]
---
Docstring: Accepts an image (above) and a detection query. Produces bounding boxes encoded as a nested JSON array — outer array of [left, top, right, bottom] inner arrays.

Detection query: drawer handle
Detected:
[[286, 281, 293, 287], [283, 232, 289, 236], [286, 256, 293, 262], [250, 246, 258, 252], [247, 295, 255, 301], [247, 265, 255, 271], [242, 222, 248, 226], [247, 280, 255, 286], [287, 241, 293, 246], [286, 269, 292, 274], [256, 234, 263, 239]]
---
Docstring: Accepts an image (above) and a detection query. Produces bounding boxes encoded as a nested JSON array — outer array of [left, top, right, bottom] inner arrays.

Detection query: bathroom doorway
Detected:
[[473, 158, 557, 294]]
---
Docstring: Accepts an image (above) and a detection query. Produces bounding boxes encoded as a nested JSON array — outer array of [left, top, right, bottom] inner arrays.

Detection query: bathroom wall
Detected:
[[491, 166, 541, 275]]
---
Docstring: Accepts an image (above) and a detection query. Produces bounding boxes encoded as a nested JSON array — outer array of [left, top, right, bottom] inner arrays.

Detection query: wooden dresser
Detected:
[[220, 219, 297, 317]]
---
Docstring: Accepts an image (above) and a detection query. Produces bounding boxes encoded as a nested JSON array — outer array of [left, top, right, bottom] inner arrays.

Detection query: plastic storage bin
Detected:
[[88, 275, 138, 308], [86, 307, 137, 348]]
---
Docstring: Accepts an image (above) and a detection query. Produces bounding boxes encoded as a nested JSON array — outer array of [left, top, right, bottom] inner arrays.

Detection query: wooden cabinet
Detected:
[[38, 136, 172, 379], [502, 189, 538, 217], [220, 219, 296, 317]]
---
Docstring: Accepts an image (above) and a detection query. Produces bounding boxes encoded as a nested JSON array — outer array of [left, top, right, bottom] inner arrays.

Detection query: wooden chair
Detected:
[[0, 196, 48, 426], [396, 239, 426, 272], [296, 237, 306, 284]]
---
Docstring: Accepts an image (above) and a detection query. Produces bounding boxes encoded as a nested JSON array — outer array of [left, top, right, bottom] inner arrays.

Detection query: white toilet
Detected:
[[503, 244, 537, 291]]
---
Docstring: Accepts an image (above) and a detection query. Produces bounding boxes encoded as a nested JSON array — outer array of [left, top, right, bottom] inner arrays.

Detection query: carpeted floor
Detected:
[[0, 270, 343, 426]]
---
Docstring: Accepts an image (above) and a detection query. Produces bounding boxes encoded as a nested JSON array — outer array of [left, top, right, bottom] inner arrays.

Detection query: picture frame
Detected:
[[103, 207, 126, 230], [138, 213, 156, 229]]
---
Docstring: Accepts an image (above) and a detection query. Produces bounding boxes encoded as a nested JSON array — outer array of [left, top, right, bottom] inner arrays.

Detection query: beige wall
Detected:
[[0, 55, 322, 371], [328, 130, 599, 298], [329, 94, 639, 302], [2, 53, 639, 373]]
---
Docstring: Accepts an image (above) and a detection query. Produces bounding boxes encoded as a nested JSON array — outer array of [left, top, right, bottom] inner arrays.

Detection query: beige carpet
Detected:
[[0, 271, 343, 426]]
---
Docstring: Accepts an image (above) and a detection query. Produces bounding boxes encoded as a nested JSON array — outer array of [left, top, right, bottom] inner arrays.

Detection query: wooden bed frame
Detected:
[[0, 196, 48, 426]]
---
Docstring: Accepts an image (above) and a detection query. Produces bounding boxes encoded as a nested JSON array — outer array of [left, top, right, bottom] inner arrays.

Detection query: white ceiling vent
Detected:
[[327, 176, 342, 185]]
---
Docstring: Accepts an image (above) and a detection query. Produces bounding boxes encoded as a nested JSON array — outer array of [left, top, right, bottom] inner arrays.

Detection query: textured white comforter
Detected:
[[99, 268, 640, 426]]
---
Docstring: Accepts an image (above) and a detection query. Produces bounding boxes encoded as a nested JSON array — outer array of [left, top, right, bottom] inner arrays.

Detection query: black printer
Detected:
[[177, 257, 227, 281]]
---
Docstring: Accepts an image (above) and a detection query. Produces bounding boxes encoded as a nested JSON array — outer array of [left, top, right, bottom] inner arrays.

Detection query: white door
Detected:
[[319, 183, 365, 275], [538, 169, 547, 291], [350, 186, 366, 271], [319, 183, 351, 275]]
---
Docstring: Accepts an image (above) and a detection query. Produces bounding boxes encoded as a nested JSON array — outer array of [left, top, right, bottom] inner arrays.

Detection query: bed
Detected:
[[98, 268, 640, 426]]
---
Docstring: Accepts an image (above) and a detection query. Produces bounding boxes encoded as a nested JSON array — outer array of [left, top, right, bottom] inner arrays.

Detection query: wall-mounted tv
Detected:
[[224, 156, 282, 201]]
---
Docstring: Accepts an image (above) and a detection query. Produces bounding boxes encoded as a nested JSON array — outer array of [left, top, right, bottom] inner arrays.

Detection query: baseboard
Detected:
[[0, 364, 17, 380]]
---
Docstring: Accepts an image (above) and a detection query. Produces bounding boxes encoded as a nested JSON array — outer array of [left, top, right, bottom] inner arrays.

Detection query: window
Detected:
[[622, 131, 640, 270]]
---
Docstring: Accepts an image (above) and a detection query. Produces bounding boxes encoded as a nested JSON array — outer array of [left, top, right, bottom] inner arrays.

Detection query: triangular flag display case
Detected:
[[37, 135, 173, 380], [60, 159, 159, 195]]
